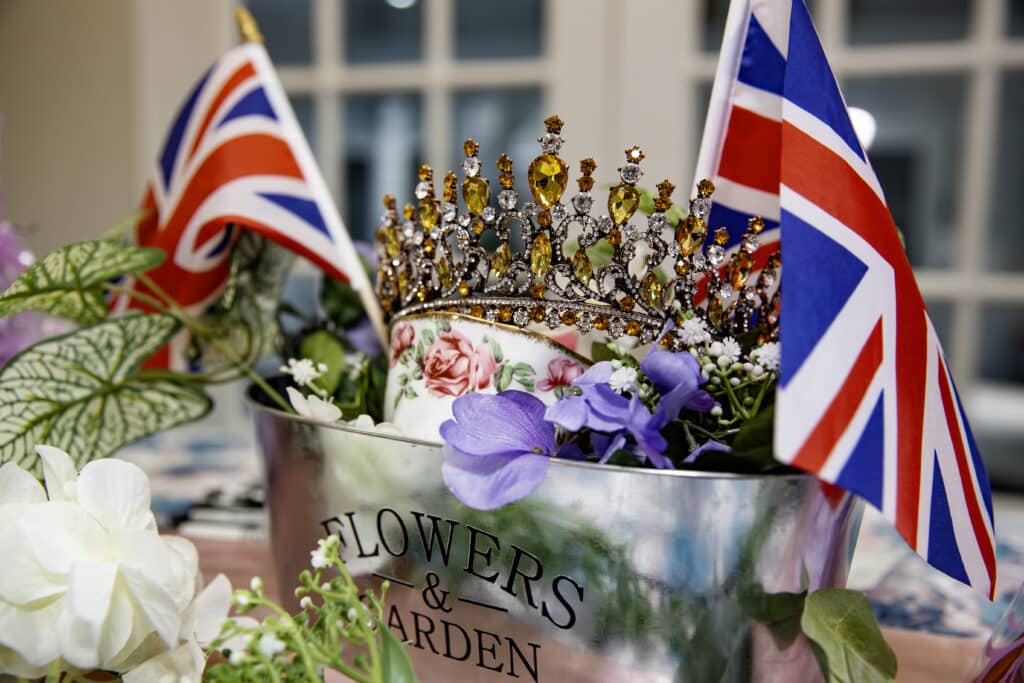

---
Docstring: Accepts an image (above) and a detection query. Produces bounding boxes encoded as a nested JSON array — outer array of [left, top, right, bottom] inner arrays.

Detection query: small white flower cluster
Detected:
[[675, 316, 779, 385], [280, 357, 327, 390], [310, 534, 340, 570]]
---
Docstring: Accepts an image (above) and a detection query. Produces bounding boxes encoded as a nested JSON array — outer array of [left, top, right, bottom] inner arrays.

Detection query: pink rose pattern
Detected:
[[391, 320, 552, 409], [390, 322, 415, 366], [421, 330, 497, 398], [536, 357, 584, 393]]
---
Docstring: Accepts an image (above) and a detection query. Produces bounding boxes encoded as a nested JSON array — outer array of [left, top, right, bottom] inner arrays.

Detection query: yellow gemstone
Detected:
[[659, 332, 675, 348], [708, 297, 724, 325], [606, 229, 622, 246], [674, 260, 690, 276], [531, 306, 545, 322], [572, 249, 592, 284], [561, 310, 577, 326], [462, 176, 490, 216], [676, 216, 707, 256], [491, 243, 511, 278], [385, 226, 400, 257], [641, 272, 662, 309], [620, 296, 635, 312], [419, 198, 439, 230], [499, 306, 513, 322], [714, 227, 730, 245], [594, 314, 609, 331], [472, 218, 485, 235], [416, 287, 427, 302], [397, 270, 409, 299], [531, 232, 552, 277], [458, 281, 471, 297], [527, 154, 569, 208], [530, 282, 547, 299], [728, 251, 754, 290], [471, 304, 484, 317], [423, 238, 435, 255], [437, 255, 453, 288], [626, 321, 642, 336], [608, 183, 640, 225]]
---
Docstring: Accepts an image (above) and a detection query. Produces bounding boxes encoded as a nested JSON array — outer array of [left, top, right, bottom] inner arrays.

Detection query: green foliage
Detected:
[[321, 275, 367, 330], [299, 330, 347, 395], [0, 239, 164, 324], [0, 313, 211, 472], [206, 536, 418, 683], [801, 589, 897, 683], [729, 403, 779, 470]]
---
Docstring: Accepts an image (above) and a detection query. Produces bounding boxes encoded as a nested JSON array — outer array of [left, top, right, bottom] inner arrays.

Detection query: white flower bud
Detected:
[[300, 596, 313, 610], [711, 405, 723, 417], [250, 577, 263, 592]]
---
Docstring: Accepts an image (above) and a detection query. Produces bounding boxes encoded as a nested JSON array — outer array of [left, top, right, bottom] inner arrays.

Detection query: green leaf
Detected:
[[320, 275, 366, 329], [729, 402, 778, 468], [421, 328, 436, 347], [590, 342, 618, 364], [801, 588, 897, 683], [298, 330, 347, 394], [0, 240, 165, 324], [0, 313, 212, 472], [379, 620, 420, 683], [739, 584, 807, 650], [496, 363, 513, 392]]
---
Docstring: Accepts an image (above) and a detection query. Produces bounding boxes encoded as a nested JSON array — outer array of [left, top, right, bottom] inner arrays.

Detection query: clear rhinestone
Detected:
[[403, 225, 414, 238], [391, 258, 401, 267], [413, 232, 424, 245], [648, 212, 666, 232], [457, 214, 471, 227], [577, 312, 593, 333], [498, 189, 518, 210], [608, 318, 626, 338], [760, 271, 776, 287], [691, 196, 712, 218], [380, 213, 390, 225], [623, 225, 637, 240], [462, 156, 481, 177], [667, 242, 680, 258], [572, 192, 593, 213], [597, 215, 613, 232], [641, 327, 656, 344], [482, 206, 497, 223], [545, 306, 561, 328], [742, 234, 759, 253], [485, 307, 499, 322], [551, 204, 567, 223], [430, 227, 441, 240], [619, 163, 641, 184], [523, 202, 538, 217], [708, 245, 725, 266], [540, 132, 564, 153], [513, 308, 530, 327], [414, 181, 431, 199], [692, 252, 707, 269], [719, 283, 735, 299], [441, 202, 457, 222], [744, 289, 757, 301]]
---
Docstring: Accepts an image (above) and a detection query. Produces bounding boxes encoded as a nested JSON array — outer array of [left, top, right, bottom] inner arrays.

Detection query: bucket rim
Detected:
[[247, 384, 812, 482]]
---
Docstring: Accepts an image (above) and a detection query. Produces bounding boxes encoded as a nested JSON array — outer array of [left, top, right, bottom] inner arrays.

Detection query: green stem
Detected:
[[134, 272, 293, 414], [681, 421, 698, 452], [748, 373, 773, 417], [719, 373, 747, 419], [252, 599, 328, 682], [43, 659, 62, 683]]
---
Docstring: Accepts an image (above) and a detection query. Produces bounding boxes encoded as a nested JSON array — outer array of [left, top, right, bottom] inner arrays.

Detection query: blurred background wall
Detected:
[[1, 0, 1023, 487]]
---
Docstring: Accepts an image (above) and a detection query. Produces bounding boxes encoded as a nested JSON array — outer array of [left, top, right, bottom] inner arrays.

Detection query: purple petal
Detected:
[[441, 391, 555, 457], [442, 444, 550, 510], [346, 318, 384, 356], [685, 439, 732, 464], [641, 350, 702, 393], [574, 361, 615, 386], [556, 442, 586, 461], [592, 432, 628, 464], [545, 385, 631, 433]]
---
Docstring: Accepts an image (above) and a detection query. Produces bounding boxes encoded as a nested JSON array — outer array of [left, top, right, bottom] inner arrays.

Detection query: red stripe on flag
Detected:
[[781, 121, 929, 544], [187, 62, 257, 163], [717, 107, 781, 194], [937, 352, 997, 596], [790, 318, 884, 472]]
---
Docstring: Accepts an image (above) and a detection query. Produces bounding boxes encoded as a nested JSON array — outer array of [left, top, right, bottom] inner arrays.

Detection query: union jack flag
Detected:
[[696, 0, 996, 595], [115, 42, 369, 369]]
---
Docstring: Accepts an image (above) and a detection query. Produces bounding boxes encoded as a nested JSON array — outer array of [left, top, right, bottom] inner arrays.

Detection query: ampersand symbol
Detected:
[[421, 571, 452, 612]]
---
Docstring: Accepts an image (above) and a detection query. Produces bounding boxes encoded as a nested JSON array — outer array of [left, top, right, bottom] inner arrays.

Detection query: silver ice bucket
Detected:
[[253, 398, 862, 683]]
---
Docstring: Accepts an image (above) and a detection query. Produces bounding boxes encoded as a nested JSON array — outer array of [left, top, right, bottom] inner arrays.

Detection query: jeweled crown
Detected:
[[374, 115, 779, 352]]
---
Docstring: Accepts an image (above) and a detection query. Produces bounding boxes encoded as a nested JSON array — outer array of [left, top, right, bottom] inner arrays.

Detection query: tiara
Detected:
[[373, 115, 780, 352]]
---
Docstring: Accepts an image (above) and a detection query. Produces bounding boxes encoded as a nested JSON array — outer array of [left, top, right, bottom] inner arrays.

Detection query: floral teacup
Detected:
[[384, 313, 590, 442]]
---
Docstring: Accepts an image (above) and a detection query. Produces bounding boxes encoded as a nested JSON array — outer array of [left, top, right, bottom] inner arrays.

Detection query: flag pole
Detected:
[[233, 7, 390, 349]]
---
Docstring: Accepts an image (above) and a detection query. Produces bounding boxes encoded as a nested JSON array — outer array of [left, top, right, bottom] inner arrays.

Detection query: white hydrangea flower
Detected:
[[720, 337, 741, 364], [279, 358, 324, 387], [0, 446, 225, 680], [751, 341, 780, 371], [286, 387, 342, 423], [677, 317, 711, 346], [608, 366, 639, 394]]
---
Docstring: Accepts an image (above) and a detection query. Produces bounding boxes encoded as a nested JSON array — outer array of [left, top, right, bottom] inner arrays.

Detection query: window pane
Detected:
[[1012, 0, 1024, 36], [290, 96, 316, 155], [925, 300, 954, 357], [848, 0, 970, 45], [246, 0, 312, 65], [988, 71, 1024, 271], [703, 0, 818, 52], [344, 0, 423, 64], [455, 0, 543, 60], [976, 305, 1024, 490], [843, 75, 966, 269], [342, 94, 424, 242], [450, 89, 543, 210]]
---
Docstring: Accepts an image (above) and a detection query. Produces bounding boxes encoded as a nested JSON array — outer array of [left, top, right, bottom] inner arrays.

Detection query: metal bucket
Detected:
[[252, 397, 862, 683]]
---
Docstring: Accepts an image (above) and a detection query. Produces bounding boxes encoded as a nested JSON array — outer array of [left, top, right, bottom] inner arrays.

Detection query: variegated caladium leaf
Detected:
[[0, 239, 164, 324], [0, 313, 212, 473]]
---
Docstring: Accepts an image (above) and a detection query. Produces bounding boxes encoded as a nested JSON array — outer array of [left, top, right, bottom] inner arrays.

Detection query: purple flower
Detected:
[[685, 439, 731, 464], [545, 362, 671, 469], [441, 391, 556, 510], [640, 350, 716, 421]]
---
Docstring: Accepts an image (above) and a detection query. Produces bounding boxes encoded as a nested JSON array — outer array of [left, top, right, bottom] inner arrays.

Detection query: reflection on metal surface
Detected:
[[253, 398, 862, 682]]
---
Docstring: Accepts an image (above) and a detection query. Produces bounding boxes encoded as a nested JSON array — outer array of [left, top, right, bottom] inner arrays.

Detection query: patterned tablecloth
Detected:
[[121, 407, 1024, 643]]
